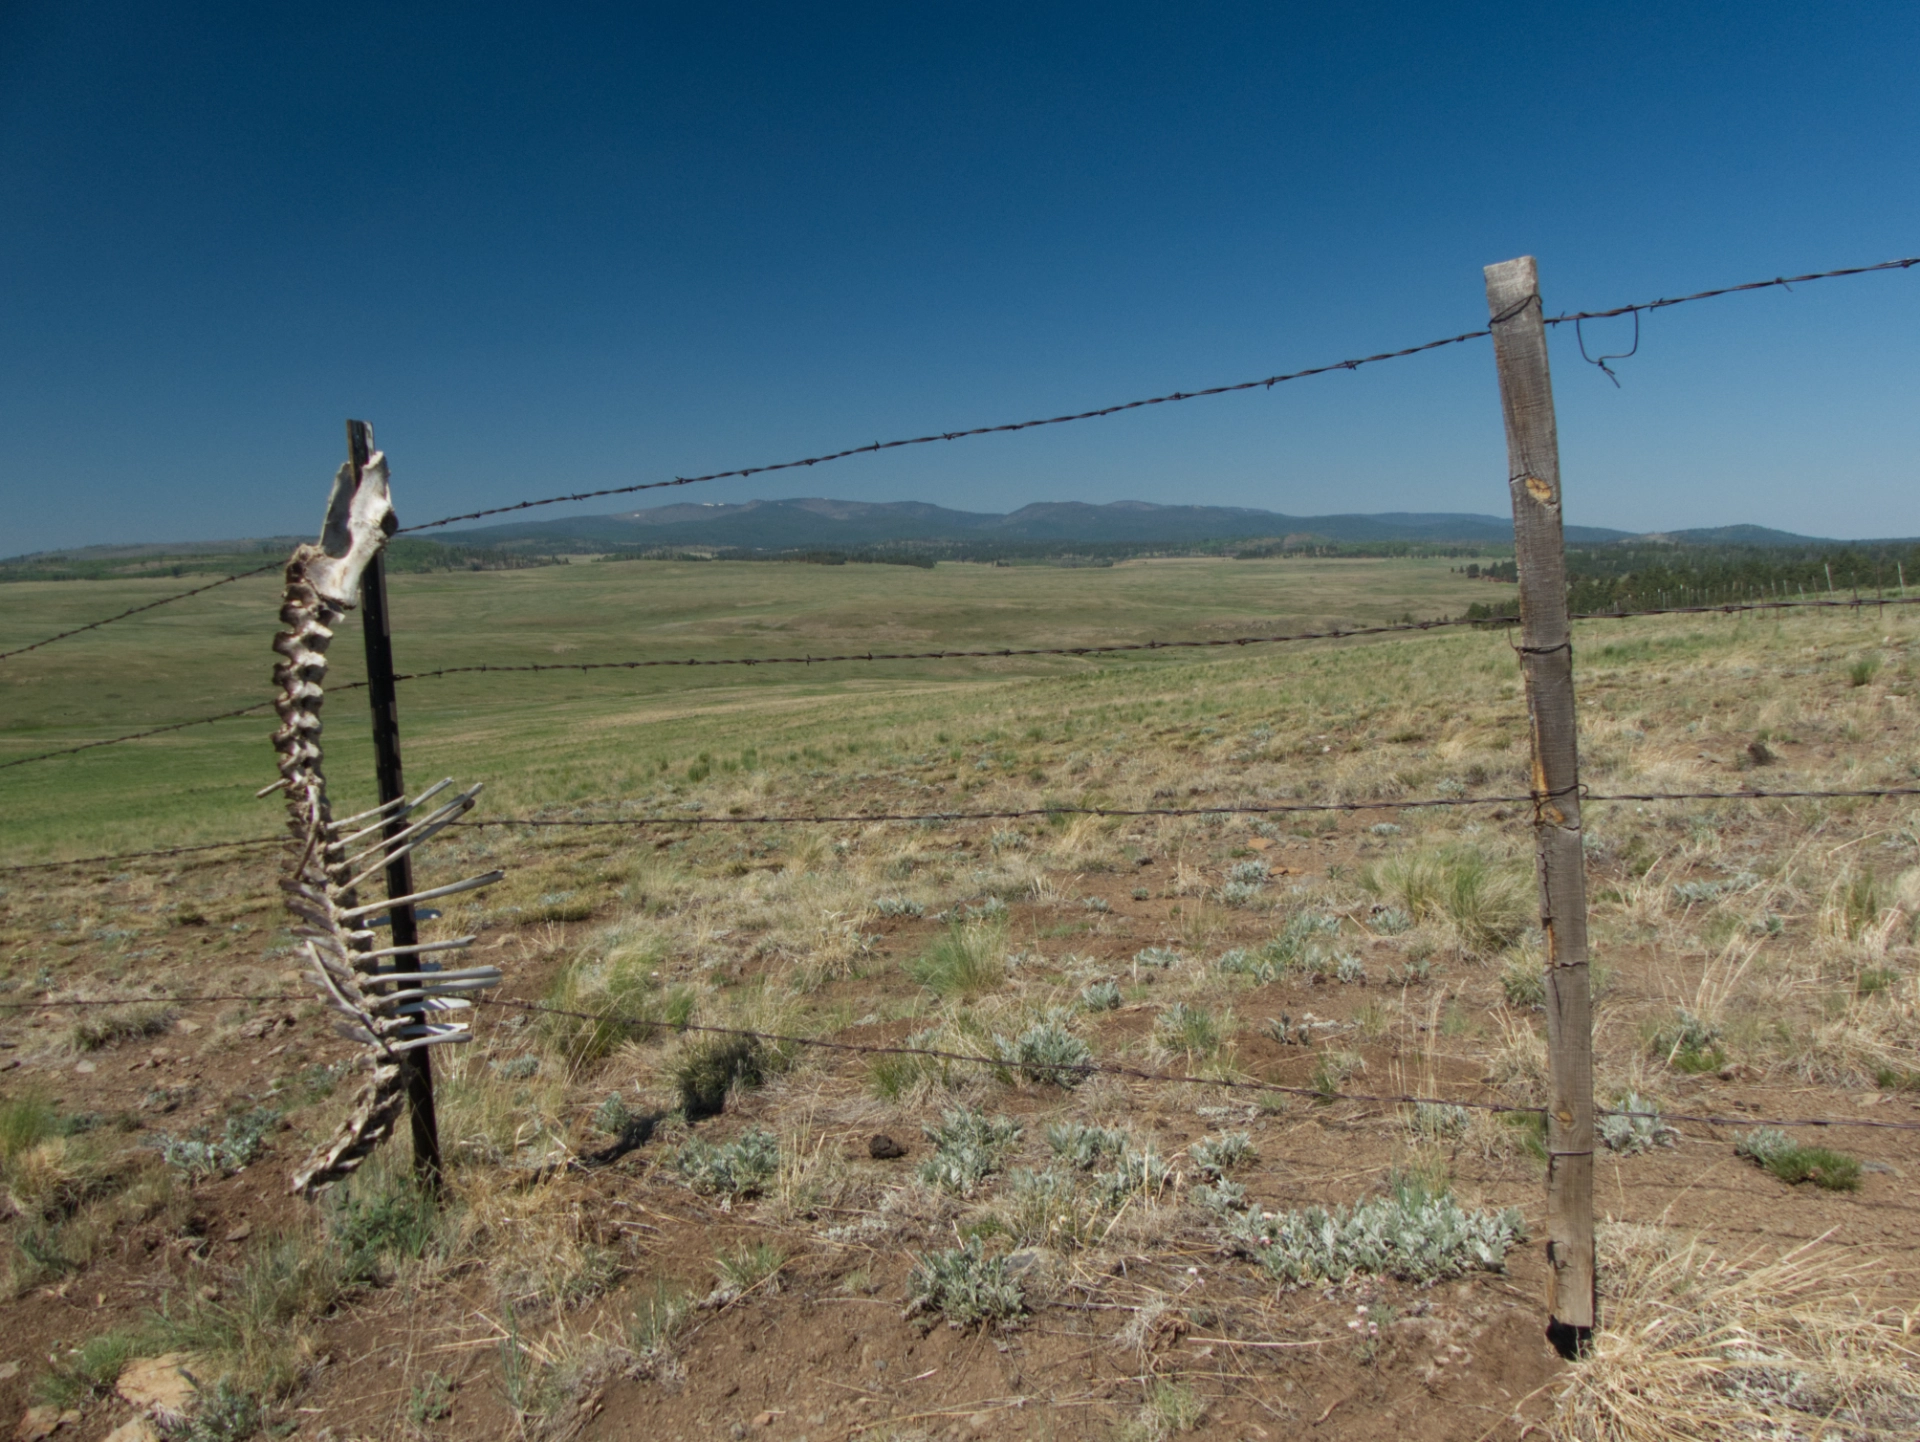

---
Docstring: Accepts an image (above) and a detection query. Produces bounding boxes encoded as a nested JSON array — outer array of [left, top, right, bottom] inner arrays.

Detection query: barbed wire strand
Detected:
[[454, 785, 1920, 833], [4, 592, 1909, 776], [10, 783, 1920, 875], [368, 594, 1920, 683], [1545, 255, 1920, 325], [0, 562, 283, 664], [398, 256, 1920, 536], [0, 835, 287, 872], [0, 699, 279, 772], [1, 988, 1914, 1133]]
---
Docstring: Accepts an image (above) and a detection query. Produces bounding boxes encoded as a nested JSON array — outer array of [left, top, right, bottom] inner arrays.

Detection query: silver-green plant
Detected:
[[1093, 1144, 1172, 1208], [1227, 1177, 1524, 1287], [1408, 1102, 1470, 1140], [155, 1107, 281, 1179], [1598, 1092, 1679, 1155], [917, 1110, 1023, 1195], [1045, 1121, 1129, 1170], [1079, 980, 1123, 1011], [1191, 1179, 1249, 1214], [905, 1237, 1024, 1327], [675, 1127, 779, 1198], [1189, 1131, 1255, 1178], [995, 1017, 1092, 1086]]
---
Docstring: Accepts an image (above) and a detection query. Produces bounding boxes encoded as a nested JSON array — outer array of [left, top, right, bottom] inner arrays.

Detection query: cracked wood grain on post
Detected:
[[1485, 255, 1596, 1338]]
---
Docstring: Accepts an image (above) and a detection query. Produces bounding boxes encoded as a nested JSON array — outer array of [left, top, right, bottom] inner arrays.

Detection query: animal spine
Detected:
[[270, 448, 501, 1196]]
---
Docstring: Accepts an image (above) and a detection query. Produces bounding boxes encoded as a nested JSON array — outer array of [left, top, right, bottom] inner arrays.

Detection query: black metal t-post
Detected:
[[347, 418, 444, 1189]]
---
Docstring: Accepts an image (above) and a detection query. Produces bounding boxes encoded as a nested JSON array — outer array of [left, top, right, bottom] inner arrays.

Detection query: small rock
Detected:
[[73, 1061, 96, 1075], [753, 1411, 779, 1427], [173, 1020, 200, 1034], [116, 1355, 196, 1422], [1003, 1249, 1041, 1277], [0, 1363, 17, 1382], [868, 1134, 906, 1160], [13, 1409, 77, 1442], [224, 1222, 252, 1243], [103, 1421, 161, 1442]]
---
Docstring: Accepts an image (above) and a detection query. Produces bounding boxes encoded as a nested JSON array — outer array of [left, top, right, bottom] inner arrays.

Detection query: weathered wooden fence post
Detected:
[[347, 418, 445, 1188], [1483, 258, 1596, 1353]]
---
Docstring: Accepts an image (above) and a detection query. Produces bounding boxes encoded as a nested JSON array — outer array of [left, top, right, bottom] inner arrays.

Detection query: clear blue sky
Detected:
[[3, 1, 1916, 555]]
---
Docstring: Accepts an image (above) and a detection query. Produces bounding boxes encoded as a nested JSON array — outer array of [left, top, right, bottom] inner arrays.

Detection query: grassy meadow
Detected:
[[5, 554, 1920, 1440], [0, 554, 1491, 857]]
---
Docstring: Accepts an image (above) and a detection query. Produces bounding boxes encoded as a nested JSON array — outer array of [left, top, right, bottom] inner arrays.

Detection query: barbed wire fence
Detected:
[[4, 252, 1919, 1350]]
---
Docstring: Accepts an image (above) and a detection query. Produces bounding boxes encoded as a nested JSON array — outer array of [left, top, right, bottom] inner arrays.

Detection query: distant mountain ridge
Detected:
[[443, 497, 1645, 550], [3, 502, 1870, 567]]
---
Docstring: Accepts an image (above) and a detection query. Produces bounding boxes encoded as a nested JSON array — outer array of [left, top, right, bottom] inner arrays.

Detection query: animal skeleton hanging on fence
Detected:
[[267, 447, 502, 1195]]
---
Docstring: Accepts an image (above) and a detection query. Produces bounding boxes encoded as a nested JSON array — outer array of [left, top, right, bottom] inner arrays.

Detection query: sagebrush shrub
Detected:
[[1598, 1093, 1679, 1155], [906, 1237, 1024, 1327], [1045, 1122, 1128, 1170], [1189, 1132, 1255, 1178], [676, 1127, 779, 1198], [918, 1110, 1022, 1195], [1228, 1177, 1524, 1286], [996, 1018, 1091, 1086]]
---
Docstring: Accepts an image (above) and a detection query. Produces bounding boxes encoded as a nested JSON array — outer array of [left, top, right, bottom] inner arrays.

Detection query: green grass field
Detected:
[[0, 555, 1495, 859]]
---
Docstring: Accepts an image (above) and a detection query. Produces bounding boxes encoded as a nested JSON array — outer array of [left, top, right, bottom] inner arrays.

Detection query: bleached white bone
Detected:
[[336, 870, 503, 922], [270, 445, 507, 1197], [331, 777, 456, 839]]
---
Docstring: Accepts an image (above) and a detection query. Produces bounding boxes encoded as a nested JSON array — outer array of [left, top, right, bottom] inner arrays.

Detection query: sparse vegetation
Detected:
[[1598, 1092, 1679, 1156], [1735, 1128, 1862, 1191], [9, 558, 1920, 1436], [908, 920, 1007, 997], [917, 1109, 1023, 1195]]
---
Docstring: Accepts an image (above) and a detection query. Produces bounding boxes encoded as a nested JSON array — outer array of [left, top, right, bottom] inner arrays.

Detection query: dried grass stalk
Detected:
[[1550, 1223, 1920, 1441]]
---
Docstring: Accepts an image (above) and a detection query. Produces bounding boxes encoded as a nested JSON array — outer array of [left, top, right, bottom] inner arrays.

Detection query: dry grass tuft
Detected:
[[1550, 1224, 1920, 1441]]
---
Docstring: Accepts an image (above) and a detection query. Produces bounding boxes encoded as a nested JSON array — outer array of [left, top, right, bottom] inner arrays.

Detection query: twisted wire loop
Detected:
[[269, 453, 502, 1196]]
